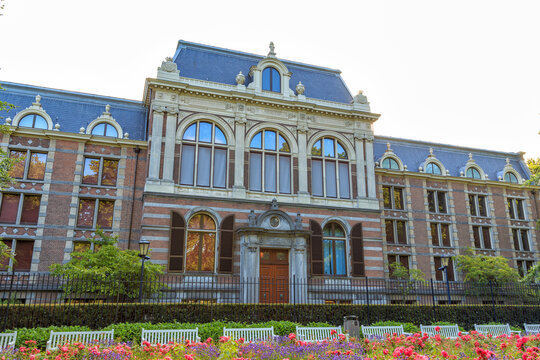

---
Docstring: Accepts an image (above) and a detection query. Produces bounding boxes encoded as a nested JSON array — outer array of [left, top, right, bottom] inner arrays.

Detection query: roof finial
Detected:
[[429, 147, 433, 156], [268, 41, 276, 57], [104, 104, 111, 115], [386, 142, 391, 150], [468, 153, 473, 160], [506, 157, 510, 165]]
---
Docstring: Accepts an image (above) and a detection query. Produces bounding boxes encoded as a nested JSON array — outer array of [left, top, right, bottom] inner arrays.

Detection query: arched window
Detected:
[[262, 67, 281, 92], [504, 172, 518, 183], [180, 121, 227, 188], [323, 222, 347, 276], [249, 129, 291, 193], [381, 157, 400, 170], [466, 167, 481, 179], [18, 114, 48, 129], [425, 162, 442, 175], [91, 122, 118, 137], [311, 137, 350, 199], [186, 213, 216, 272]]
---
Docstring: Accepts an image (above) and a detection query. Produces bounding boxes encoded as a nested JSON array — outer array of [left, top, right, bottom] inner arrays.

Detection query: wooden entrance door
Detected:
[[259, 249, 289, 303]]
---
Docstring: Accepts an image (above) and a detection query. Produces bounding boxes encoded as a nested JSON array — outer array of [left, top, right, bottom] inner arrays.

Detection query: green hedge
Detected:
[[2, 303, 540, 334]]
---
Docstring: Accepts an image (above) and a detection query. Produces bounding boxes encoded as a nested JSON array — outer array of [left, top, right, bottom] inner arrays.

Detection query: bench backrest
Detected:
[[141, 328, 200, 345], [524, 324, 540, 335], [361, 325, 404, 338], [474, 324, 511, 336], [223, 327, 274, 342], [0, 332, 16, 349], [420, 325, 460, 338], [47, 330, 114, 351], [296, 326, 342, 342]]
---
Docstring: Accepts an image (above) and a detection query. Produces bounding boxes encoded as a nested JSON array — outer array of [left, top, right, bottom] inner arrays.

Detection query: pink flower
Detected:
[[330, 329, 337, 335], [441, 350, 448, 358], [219, 336, 230, 343], [383, 349, 389, 355], [435, 326, 441, 332], [288, 333, 296, 340]]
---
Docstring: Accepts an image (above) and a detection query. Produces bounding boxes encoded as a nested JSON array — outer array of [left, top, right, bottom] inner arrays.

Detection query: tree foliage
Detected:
[[521, 263, 540, 284], [455, 252, 520, 284], [525, 158, 540, 186], [50, 228, 164, 300]]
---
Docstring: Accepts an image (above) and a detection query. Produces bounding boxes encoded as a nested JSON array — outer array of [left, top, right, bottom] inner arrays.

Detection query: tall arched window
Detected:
[[18, 114, 48, 129], [323, 222, 347, 276], [249, 129, 291, 193], [504, 172, 518, 183], [425, 162, 442, 174], [186, 213, 216, 272], [466, 167, 481, 179], [311, 137, 350, 198], [262, 67, 281, 92], [180, 121, 227, 188], [381, 157, 400, 170], [91, 122, 118, 137]]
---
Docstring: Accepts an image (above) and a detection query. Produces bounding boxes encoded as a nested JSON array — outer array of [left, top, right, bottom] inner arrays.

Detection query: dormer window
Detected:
[[425, 162, 442, 175], [18, 114, 48, 130], [381, 158, 400, 170], [466, 167, 481, 179], [91, 122, 118, 137], [504, 172, 519, 184], [262, 67, 280, 92]]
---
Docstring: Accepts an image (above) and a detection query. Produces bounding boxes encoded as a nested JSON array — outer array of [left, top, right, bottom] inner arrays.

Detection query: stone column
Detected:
[[364, 136, 376, 198], [244, 243, 259, 303], [292, 239, 308, 303], [297, 122, 310, 203], [162, 108, 178, 182], [354, 133, 367, 198], [148, 105, 164, 180], [233, 112, 246, 197]]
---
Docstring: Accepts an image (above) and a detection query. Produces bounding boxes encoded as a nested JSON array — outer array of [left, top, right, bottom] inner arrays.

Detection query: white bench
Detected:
[[524, 324, 540, 335], [141, 328, 200, 345], [420, 325, 466, 339], [0, 332, 16, 349], [361, 325, 411, 338], [296, 326, 343, 342], [474, 324, 520, 337], [223, 327, 275, 342], [46, 330, 114, 351]]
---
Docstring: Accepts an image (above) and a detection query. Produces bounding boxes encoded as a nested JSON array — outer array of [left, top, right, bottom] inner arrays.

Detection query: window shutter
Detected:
[[310, 220, 323, 275], [351, 223, 365, 276], [169, 211, 185, 272], [218, 214, 235, 273]]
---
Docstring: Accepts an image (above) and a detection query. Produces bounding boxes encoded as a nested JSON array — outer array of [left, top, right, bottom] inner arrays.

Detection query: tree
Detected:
[[522, 263, 540, 284], [455, 251, 520, 284], [388, 262, 427, 303], [50, 228, 164, 300], [526, 158, 540, 186]]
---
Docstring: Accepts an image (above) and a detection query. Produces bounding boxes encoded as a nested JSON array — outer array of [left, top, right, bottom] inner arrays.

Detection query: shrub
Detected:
[[13, 325, 91, 349], [370, 320, 420, 334]]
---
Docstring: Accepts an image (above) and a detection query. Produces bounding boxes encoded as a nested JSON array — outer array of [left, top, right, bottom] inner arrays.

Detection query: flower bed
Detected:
[[1, 331, 540, 359]]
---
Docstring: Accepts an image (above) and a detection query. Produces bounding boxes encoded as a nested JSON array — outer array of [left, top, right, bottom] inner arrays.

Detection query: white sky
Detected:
[[1, 0, 538, 159]]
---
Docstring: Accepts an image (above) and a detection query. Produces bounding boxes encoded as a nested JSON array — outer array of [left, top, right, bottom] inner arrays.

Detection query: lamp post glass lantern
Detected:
[[438, 255, 451, 305], [138, 240, 150, 302]]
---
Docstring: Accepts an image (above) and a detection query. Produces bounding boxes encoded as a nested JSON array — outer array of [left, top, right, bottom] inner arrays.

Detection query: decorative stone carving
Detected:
[[54, 123, 60, 131], [270, 198, 279, 210], [268, 41, 276, 57], [33, 95, 41, 106], [352, 90, 369, 104], [295, 213, 302, 230], [157, 57, 181, 81], [5, 118, 11, 125], [123, 132, 129, 139], [236, 71, 245, 85], [296, 82, 305, 95], [79, 127, 85, 134], [248, 210, 256, 227]]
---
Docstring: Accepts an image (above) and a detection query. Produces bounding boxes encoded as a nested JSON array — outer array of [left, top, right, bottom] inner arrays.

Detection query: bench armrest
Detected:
[[510, 330, 521, 335], [460, 331, 469, 335]]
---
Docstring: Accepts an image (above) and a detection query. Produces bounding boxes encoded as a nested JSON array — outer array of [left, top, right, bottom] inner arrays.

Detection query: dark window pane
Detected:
[[97, 200, 114, 228], [516, 200, 524, 220], [249, 152, 262, 191], [262, 67, 272, 91], [311, 159, 323, 196], [311, 140, 322, 156], [430, 223, 439, 246], [213, 148, 227, 188], [399, 256, 409, 270], [324, 138, 335, 157], [478, 196, 487, 217], [91, 123, 106, 136], [394, 188, 404, 210], [428, 191, 436, 212], [441, 224, 450, 247], [521, 230, 529, 251], [325, 161, 337, 198], [279, 155, 291, 194], [512, 229, 520, 250], [447, 260, 455, 281], [271, 68, 281, 92], [396, 221, 407, 244], [264, 130, 276, 151], [20, 195, 40, 225], [383, 187, 391, 209], [473, 226, 481, 248], [435, 257, 443, 281], [183, 123, 196, 141], [482, 227, 491, 249], [180, 145, 195, 185], [0, 194, 20, 223], [437, 192, 447, 213], [101, 159, 119, 186], [28, 153, 47, 180], [214, 126, 227, 145], [77, 199, 95, 227], [196, 147, 211, 186], [338, 162, 350, 199], [385, 220, 394, 243], [508, 199, 515, 219], [198, 122, 212, 143], [9, 151, 26, 179], [250, 132, 262, 149], [469, 195, 477, 216], [13, 240, 34, 271], [264, 154, 276, 192]]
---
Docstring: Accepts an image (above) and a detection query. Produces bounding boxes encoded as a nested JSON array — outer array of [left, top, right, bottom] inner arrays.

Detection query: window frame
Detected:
[[381, 157, 400, 170], [1, 239, 35, 272], [81, 157, 119, 187], [468, 194, 488, 217], [76, 198, 115, 229], [517, 260, 534, 277], [472, 225, 492, 249], [90, 122, 119, 138], [434, 256, 455, 281], [179, 121, 228, 189], [430, 222, 452, 247], [384, 219, 407, 244], [185, 213, 218, 273], [17, 113, 49, 130], [310, 137, 351, 199], [504, 172, 519, 184], [512, 228, 530, 252], [382, 185, 404, 210], [387, 254, 410, 278], [262, 67, 281, 93], [322, 222, 347, 276], [466, 167, 482, 179], [507, 198, 525, 220], [9, 149, 48, 181], [427, 190, 447, 214], [425, 162, 442, 175], [0, 193, 41, 225], [248, 129, 292, 194]]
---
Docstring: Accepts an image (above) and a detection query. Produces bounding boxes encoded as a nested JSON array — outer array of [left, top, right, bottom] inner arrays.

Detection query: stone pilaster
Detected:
[[162, 108, 178, 182], [148, 105, 164, 180]]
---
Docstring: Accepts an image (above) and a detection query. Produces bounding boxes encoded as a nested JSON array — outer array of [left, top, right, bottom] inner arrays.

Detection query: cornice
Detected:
[[144, 78, 380, 123]]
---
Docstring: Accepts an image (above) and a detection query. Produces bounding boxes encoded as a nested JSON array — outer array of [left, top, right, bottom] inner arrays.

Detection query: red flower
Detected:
[[288, 333, 296, 340], [441, 350, 448, 358], [435, 326, 441, 332], [330, 329, 337, 335]]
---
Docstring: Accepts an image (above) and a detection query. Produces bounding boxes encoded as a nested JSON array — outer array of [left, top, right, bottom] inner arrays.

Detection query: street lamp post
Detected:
[[138, 239, 150, 303], [438, 256, 452, 305]]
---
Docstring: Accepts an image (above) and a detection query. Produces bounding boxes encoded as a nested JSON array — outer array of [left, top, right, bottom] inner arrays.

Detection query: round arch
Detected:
[[463, 165, 486, 179], [379, 155, 405, 171], [256, 58, 290, 76], [422, 159, 447, 175], [307, 130, 356, 161], [320, 216, 351, 235], [183, 207, 222, 226], [245, 123, 298, 154], [13, 108, 54, 130], [87, 117, 123, 138], [176, 113, 234, 145]]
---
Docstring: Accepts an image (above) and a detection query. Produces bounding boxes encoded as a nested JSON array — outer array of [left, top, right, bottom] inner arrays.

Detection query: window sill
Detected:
[[80, 184, 118, 189], [0, 223, 38, 227]]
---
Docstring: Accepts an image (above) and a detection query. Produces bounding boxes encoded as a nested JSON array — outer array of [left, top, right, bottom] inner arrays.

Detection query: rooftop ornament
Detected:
[[268, 41, 276, 57]]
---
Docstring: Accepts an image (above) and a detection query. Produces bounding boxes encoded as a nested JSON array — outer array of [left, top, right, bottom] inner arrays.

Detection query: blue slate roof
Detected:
[[374, 136, 530, 181], [173, 40, 354, 104], [0, 82, 147, 141]]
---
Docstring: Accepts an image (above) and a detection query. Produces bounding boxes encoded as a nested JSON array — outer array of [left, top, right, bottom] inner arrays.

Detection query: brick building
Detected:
[[0, 41, 538, 303]]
